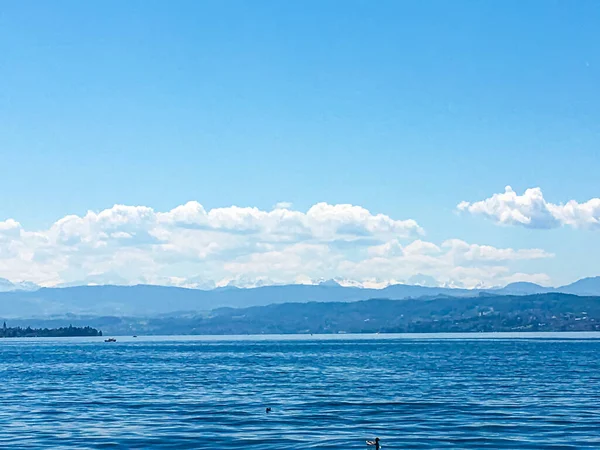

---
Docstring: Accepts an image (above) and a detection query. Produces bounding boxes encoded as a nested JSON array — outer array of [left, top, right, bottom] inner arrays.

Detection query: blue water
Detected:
[[1, 334, 600, 449]]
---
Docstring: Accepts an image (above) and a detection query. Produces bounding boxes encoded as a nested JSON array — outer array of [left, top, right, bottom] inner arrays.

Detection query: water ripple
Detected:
[[1, 337, 600, 448]]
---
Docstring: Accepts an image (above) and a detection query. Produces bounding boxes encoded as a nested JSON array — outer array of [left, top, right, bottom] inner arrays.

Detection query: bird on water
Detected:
[[265, 407, 272, 413], [366, 437, 380, 449]]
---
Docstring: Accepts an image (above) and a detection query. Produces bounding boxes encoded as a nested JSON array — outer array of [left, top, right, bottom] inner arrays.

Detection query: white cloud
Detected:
[[458, 186, 600, 229], [0, 200, 552, 289], [368, 239, 404, 257], [337, 238, 552, 289], [403, 240, 442, 256], [0, 219, 21, 234], [442, 239, 552, 262]]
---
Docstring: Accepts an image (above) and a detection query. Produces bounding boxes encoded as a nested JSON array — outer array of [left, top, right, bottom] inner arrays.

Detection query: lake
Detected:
[[1, 334, 599, 448]]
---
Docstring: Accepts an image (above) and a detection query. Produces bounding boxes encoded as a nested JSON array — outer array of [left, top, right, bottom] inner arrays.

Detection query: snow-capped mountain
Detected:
[[0, 278, 40, 292]]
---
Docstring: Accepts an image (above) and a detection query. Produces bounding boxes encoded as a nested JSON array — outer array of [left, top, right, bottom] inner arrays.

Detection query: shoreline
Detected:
[[3, 331, 600, 341]]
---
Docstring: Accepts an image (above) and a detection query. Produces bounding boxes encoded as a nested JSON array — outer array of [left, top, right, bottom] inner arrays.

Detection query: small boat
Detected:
[[104, 338, 117, 343]]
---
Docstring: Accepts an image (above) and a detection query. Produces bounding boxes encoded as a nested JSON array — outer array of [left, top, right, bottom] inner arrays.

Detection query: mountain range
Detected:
[[4, 292, 600, 335], [0, 278, 40, 293], [1, 276, 600, 318]]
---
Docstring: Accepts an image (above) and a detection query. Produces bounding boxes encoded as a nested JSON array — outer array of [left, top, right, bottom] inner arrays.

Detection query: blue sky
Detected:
[[0, 1, 599, 288]]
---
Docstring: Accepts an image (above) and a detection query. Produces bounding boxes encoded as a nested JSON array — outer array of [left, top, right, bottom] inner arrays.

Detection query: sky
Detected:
[[0, 0, 599, 289]]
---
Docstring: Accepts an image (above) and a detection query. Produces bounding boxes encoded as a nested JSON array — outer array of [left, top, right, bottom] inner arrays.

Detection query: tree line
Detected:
[[1, 322, 102, 338]]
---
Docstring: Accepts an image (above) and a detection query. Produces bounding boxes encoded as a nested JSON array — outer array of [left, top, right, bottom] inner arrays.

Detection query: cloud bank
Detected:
[[0, 201, 552, 289], [458, 186, 600, 230]]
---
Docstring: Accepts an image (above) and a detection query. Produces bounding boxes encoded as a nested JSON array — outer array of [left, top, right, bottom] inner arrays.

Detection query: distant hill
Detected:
[[0, 276, 598, 318], [201, 292, 600, 334], [0, 283, 472, 317], [558, 277, 600, 296], [493, 282, 553, 295], [6, 293, 600, 335]]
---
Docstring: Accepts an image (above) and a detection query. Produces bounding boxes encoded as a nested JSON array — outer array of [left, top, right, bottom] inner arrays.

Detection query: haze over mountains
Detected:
[[0, 276, 599, 318], [0, 278, 40, 293], [5, 293, 600, 336]]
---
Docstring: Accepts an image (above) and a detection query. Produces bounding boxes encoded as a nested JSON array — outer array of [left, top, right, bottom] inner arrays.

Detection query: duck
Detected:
[[366, 437, 380, 449]]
